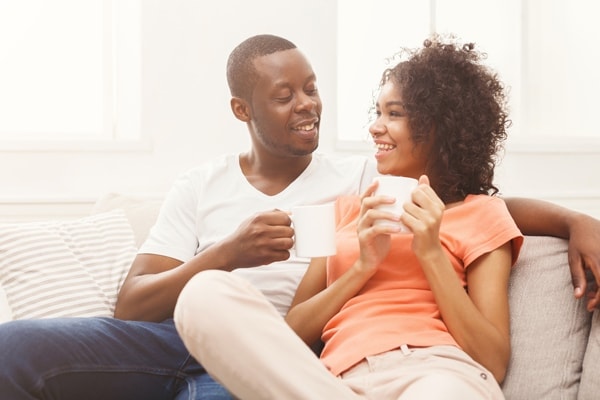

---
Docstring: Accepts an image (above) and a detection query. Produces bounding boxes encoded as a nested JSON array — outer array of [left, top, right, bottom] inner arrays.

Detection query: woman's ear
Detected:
[[230, 97, 251, 122]]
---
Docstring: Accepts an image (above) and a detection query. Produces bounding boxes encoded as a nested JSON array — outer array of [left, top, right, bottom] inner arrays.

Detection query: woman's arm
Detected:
[[418, 243, 513, 383], [405, 177, 512, 382], [504, 197, 600, 310], [285, 257, 373, 345], [115, 210, 295, 321]]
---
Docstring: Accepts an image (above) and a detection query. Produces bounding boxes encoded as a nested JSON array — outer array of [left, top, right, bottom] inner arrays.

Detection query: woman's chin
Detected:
[[376, 164, 393, 175]]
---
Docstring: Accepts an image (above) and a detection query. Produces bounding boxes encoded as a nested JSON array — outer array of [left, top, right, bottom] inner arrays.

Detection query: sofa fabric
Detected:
[[91, 192, 163, 248], [578, 310, 599, 400], [502, 236, 593, 399]]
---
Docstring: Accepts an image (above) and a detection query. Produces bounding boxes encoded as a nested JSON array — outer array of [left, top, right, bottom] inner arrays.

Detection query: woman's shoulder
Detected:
[[444, 194, 515, 234], [461, 194, 508, 214]]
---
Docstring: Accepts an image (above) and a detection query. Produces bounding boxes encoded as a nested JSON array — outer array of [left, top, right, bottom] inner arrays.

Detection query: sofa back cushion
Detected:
[[91, 192, 163, 248], [502, 236, 592, 399], [578, 310, 600, 399]]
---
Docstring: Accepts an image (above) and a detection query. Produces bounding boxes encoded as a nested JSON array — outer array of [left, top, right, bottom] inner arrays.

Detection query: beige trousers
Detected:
[[174, 270, 505, 400]]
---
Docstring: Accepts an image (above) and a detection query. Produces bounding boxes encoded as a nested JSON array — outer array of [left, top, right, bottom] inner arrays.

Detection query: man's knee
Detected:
[[1, 319, 52, 362], [0, 319, 59, 392]]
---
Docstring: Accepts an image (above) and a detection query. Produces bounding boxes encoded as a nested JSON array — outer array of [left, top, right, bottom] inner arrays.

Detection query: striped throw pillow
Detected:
[[0, 210, 136, 320]]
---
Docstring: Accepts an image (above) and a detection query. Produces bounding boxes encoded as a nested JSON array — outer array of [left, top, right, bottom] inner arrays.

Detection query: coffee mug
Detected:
[[290, 202, 337, 258], [373, 175, 418, 232]]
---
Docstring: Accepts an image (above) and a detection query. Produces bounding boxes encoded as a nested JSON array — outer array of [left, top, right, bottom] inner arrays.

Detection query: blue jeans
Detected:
[[0, 317, 233, 400]]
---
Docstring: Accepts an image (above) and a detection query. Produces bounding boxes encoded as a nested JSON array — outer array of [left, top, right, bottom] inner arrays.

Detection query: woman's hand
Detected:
[[401, 175, 446, 259], [355, 180, 404, 274]]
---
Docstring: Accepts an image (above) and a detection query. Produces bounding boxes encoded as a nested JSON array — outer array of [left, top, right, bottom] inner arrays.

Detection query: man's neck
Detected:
[[239, 152, 313, 196]]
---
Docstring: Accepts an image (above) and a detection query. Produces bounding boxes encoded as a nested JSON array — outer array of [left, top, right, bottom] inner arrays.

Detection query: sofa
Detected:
[[0, 192, 598, 399]]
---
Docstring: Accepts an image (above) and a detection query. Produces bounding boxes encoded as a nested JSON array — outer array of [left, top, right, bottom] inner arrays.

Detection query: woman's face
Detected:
[[369, 81, 428, 178]]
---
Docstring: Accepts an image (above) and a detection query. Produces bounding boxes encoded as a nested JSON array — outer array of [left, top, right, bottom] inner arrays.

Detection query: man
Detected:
[[0, 34, 598, 400]]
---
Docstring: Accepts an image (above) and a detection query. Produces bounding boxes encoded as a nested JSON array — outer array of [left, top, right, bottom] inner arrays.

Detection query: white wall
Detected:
[[1, 0, 599, 221], [0, 0, 340, 220]]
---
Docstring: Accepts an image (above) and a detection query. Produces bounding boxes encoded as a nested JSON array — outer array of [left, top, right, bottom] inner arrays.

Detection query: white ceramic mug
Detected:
[[373, 175, 418, 233], [290, 202, 337, 258]]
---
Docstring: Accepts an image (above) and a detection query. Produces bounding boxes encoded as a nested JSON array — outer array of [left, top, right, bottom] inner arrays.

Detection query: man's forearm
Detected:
[[503, 197, 576, 238]]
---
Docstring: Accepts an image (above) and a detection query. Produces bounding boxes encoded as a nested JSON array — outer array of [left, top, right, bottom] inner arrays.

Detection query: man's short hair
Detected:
[[226, 34, 297, 101]]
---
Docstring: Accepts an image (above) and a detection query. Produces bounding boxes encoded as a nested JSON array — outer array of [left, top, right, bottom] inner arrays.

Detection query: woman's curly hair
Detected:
[[378, 34, 511, 204]]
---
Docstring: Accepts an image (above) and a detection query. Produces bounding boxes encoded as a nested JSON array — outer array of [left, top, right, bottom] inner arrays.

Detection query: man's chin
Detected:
[[290, 142, 318, 156]]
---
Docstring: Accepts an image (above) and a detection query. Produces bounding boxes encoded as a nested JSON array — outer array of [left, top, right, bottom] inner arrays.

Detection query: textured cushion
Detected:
[[578, 310, 600, 399], [91, 192, 162, 248], [0, 286, 11, 322], [502, 236, 592, 399], [0, 210, 136, 320]]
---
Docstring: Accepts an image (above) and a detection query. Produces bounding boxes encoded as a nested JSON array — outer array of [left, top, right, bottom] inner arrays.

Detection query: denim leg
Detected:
[[0, 317, 204, 400], [175, 373, 235, 400]]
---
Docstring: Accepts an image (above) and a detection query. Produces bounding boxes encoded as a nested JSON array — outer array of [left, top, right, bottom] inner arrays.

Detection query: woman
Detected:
[[175, 34, 523, 399]]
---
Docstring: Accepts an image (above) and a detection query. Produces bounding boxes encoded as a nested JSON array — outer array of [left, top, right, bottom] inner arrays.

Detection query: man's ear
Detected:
[[230, 97, 251, 122]]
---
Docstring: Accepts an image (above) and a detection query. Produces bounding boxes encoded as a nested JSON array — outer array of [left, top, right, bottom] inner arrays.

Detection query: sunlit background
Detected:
[[0, 0, 598, 220]]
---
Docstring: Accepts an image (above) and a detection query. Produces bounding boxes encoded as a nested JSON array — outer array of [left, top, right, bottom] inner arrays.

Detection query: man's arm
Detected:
[[504, 197, 600, 310], [114, 210, 295, 321]]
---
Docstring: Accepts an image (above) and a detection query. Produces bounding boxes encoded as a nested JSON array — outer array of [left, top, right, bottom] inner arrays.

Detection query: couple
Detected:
[[1, 33, 599, 399]]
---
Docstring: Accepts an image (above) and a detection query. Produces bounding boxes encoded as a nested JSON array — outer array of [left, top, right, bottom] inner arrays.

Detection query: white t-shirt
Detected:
[[139, 152, 378, 315]]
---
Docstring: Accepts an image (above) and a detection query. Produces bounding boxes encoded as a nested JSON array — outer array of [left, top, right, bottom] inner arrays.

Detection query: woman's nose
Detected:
[[369, 120, 385, 137]]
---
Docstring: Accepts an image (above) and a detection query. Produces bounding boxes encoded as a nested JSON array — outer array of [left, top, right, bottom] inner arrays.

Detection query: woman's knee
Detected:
[[175, 270, 264, 344]]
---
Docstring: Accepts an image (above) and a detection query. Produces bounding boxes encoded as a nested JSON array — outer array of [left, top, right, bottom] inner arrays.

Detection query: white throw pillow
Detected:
[[0, 210, 136, 320]]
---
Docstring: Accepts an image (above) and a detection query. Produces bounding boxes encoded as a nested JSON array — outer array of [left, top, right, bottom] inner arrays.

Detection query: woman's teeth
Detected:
[[376, 143, 395, 151]]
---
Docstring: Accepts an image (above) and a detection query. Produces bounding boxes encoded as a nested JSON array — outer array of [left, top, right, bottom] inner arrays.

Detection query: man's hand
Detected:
[[567, 213, 600, 311], [503, 197, 600, 311], [219, 209, 294, 270]]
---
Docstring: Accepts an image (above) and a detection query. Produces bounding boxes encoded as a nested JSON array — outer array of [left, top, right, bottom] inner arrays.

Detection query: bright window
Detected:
[[0, 0, 142, 150], [337, 0, 600, 151]]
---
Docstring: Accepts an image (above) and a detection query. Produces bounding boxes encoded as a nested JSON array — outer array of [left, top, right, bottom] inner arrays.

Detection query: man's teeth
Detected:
[[296, 123, 315, 131], [376, 143, 395, 151]]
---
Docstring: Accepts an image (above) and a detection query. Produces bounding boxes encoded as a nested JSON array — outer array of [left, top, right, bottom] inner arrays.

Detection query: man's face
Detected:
[[248, 48, 322, 157]]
